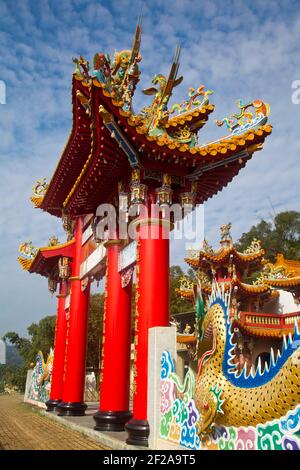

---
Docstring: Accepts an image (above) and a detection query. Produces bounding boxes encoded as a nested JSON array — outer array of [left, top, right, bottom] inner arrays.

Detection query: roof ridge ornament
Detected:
[[18, 241, 37, 270], [31, 178, 48, 208], [91, 17, 143, 113], [169, 85, 214, 117], [48, 236, 59, 247], [18, 241, 37, 260], [215, 99, 270, 136], [220, 222, 233, 247], [243, 238, 263, 255]]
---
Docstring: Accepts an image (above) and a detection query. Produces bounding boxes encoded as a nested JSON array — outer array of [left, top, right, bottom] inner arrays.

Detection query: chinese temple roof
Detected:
[[185, 227, 265, 272], [31, 22, 272, 218], [176, 277, 271, 301], [260, 254, 300, 293], [38, 77, 92, 216], [185, 244, 265, 270], [18, 239, 75, 278]]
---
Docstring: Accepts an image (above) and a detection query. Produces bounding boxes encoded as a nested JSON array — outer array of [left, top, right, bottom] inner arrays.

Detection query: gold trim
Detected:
[[69, 276, 81, 281], [61, 85, 272, 212], [40, 239, 75, 252], [103, 239, 123, 248], [132, 218, 174, 230], [18, 257, 33, 271], [63, 122, 94, 208], [30, 195, 44, 208]]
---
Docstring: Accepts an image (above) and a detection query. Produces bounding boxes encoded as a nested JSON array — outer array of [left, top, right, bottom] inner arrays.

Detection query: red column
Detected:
[[58, 217, 90, 416], [46, 280, 68, 411], [126, 204, 170, 446], [94, 239, 132, 431]]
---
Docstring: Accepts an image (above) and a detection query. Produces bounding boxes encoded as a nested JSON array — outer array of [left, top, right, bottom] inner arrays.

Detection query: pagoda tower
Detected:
[[18, 21, 273, 446], [177, 224, 300, 377]]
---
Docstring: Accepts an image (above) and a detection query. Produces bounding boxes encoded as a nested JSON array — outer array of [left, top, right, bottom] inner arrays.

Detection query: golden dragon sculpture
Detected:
[[194, 284, 300, 435]]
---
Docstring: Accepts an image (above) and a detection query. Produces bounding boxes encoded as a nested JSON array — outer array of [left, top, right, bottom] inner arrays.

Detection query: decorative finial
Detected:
[[220, 223, 232, 246], [18, 241, 37, 260], [31, 178, 48, 208], [243, 238, 263, 255], [215, 99, 270, 136], [202, 238, 214, 254], [48, 236, 59, 247]]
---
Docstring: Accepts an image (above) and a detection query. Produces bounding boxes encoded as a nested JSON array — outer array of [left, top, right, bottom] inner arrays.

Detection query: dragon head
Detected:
[[152, 74, 167, 88]]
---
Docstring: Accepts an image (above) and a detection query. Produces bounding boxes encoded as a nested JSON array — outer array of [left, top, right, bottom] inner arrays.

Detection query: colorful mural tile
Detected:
[[159, 350, 300, 451]]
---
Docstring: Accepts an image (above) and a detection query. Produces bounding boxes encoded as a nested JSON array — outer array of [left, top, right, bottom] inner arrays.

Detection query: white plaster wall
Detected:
[[262, 289, 299, 314]]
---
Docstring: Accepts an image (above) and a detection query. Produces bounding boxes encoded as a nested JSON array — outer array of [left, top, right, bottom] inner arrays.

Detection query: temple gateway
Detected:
[[18, 23, 300, 450]]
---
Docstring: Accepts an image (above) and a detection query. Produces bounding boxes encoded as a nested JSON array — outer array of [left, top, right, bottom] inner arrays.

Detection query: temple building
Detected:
[[176, 224, 300, 376], [18, 22, 273, 446]]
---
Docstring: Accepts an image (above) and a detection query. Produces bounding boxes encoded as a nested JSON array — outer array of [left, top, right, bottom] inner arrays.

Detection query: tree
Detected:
[[86, 293, 105, 390], [236, 211, 300, 262], [0, 365, 27, 393], [3, 315, 56, 366], [3, 295, 106, 391], [170, 265, 193, 315]]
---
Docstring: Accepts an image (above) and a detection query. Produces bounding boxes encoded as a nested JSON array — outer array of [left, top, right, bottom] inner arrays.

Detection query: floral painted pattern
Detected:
[[160, 350, 300, 451]]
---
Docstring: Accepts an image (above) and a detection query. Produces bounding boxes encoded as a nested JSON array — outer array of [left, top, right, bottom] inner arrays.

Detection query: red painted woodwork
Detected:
[[132, 205, 170, 421], [99, 240, 132, 412], [239, 311, 300, 329], [49, 281, 68, 401], [61, 217, 90, 403]]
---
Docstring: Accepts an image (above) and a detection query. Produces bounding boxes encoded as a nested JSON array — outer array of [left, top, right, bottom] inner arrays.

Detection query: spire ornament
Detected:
[[31, 178, 48, 208]]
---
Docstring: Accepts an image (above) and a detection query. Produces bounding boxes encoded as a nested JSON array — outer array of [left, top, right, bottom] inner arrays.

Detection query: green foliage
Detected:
[[86, 293, 105, 388], [0, 364, 27, 393], [170, 265, 193, 315], [236, 211, 300, 262], [3, 315, 56, 366], [2, 315, 56, 392]]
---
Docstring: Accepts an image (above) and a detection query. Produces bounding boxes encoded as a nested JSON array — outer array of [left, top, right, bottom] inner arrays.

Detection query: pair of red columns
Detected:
[[47, 208, 169, 446], [95, 203, 170, 446]]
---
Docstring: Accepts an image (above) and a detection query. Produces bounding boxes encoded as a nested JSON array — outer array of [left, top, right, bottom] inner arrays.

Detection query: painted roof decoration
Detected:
[[31, 19, 272, 218], [185, 223, 265, 270], [18, 241, 38, 270], [259, 254, 300, 291], [176, 229, 300, 342], [30, 178, 48, 208], [18, 239, 75, 277]]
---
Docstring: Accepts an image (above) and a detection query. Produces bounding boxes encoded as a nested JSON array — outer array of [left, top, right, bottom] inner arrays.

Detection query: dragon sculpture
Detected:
[[170, 85, 213, 115], [36, 349, 54, 386], [28, 349, 54, 403], [142, 45, 183, 135], [194, 283, 300, 436], [216, 99, 270, 134]]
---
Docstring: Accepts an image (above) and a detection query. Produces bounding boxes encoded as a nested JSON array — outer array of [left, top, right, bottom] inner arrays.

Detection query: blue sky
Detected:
[[0, 0, 299, 336]]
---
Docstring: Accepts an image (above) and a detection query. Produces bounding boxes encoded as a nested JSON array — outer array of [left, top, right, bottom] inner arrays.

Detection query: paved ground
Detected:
[[0, 394, 109, 450]]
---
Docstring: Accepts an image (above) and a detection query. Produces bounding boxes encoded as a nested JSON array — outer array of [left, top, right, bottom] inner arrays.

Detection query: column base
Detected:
[[45, 399, 61, 412], [94, 410, 132, 432], [125, 419, 150, 447], [57, 401, 87, 417]]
